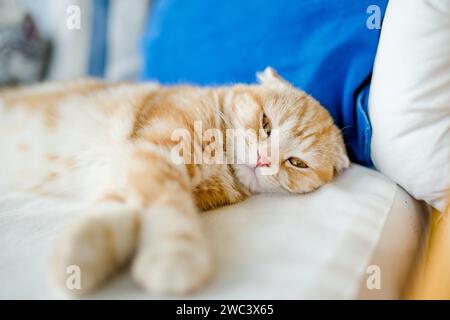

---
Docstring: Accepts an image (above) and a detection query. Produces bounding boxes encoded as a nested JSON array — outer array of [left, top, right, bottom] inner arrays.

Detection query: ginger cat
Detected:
[[0, 67, 349, 296]]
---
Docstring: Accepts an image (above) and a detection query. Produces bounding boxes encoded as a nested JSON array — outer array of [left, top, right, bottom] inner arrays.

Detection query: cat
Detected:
[[0, 67, 349, 296]]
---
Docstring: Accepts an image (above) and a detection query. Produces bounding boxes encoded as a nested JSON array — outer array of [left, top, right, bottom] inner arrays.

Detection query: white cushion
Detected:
[[0, 165, 427, 299], [369, 0, 450, 211]]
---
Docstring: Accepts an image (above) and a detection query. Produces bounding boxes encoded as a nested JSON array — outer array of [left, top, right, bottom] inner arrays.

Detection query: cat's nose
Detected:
[[256, 154, 271, 167]]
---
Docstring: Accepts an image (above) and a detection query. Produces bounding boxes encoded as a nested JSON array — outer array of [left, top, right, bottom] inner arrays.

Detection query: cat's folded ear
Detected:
[[334, 140, 351, 173], [256, 67, 291, 90]]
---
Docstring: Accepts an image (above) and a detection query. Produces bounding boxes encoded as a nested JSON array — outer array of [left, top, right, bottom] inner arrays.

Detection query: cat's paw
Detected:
[[131, 239, 212, 295], [50, 208, 138, 297], [50, 219, 112, 296]]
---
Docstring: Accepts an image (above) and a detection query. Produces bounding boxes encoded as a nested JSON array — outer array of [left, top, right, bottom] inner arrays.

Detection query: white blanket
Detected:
[[0, 164, 406, 299]]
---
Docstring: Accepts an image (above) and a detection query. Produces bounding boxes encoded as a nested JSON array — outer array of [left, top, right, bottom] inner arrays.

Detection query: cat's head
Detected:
[[224, 67, 350, 194]]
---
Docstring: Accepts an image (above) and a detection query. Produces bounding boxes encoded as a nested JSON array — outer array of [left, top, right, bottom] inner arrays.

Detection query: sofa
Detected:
[[1, 0, 448, 299]]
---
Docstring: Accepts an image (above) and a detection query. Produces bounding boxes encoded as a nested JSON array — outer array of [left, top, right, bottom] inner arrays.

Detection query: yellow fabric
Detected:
[[408, 205, 450, 299]]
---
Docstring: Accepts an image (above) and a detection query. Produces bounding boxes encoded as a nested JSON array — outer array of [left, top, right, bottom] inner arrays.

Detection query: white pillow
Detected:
[[369, 0, 450, 211]]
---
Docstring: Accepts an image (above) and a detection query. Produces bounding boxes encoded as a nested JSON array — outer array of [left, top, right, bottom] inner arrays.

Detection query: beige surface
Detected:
[[357, 187, 429, 299]]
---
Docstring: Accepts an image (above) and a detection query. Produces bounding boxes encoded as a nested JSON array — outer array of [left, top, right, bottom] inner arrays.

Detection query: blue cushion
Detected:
[[140, 0, 388, 166]]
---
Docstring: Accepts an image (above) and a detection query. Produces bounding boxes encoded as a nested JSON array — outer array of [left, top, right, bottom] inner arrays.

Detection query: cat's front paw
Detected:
[[50, 208, 138, 297], [50, 220, 110, 296], [131, 238, 212, 295]]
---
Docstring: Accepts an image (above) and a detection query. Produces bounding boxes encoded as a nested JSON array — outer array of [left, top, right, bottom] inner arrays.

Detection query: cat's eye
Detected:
[[262, 113, 272, 136], [287, 157, 309, 169]]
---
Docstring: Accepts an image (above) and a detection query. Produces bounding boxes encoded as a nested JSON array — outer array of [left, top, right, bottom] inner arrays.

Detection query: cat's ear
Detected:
[[334, 141, 350, 173], [256, 67, 290, 90]]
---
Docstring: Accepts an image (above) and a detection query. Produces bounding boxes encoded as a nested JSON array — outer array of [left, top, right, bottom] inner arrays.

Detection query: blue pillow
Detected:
[[140, 0, 388, 167]]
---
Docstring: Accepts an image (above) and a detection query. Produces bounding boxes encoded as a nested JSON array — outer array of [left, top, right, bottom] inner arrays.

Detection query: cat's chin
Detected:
[[233, 164, 264, 194]]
